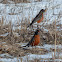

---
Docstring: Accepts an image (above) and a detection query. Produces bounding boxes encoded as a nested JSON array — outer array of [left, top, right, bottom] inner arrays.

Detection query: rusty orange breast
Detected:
[[37, 14, 44, 23], [37, 16, 44, 23], [31, 35, 40, 46]]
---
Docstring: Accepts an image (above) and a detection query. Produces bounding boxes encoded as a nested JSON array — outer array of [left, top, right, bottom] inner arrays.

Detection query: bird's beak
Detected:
[[45, 9, 47, 12]]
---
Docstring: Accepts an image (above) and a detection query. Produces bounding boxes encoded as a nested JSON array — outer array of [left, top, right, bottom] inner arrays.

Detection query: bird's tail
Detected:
[[23, 44, 29, 47], [23, 45, 26, 47]]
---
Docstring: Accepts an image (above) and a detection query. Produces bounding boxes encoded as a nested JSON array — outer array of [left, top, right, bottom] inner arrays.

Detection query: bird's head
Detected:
[[40, 9, 47, 14], [35, 29, 40, 35]]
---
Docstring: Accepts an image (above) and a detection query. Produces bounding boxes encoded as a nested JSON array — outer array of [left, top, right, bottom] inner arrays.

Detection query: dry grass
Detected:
[[0, 16, 62, 44], [0, 16, 62, 62], [0, 19, 62, 45], [0, 0, 62, 61], [0, 0, 42, 4]]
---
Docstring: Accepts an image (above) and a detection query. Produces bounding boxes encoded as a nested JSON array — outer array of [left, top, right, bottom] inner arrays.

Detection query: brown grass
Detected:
[[0, 16, 62, 62], [0, 0, 42, 4]]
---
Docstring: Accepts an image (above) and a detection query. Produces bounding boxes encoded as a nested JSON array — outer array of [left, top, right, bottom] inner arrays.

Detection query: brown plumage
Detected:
[[23, 29, 40, 47], [28, 9, 46, 27]]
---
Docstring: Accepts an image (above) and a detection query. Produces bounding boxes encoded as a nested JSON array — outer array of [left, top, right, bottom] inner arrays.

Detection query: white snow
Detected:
[[0, 0, 62, 62], [0, 44, 62, 62], [0, 0, 62, 25], [0, 33, 9, 37]]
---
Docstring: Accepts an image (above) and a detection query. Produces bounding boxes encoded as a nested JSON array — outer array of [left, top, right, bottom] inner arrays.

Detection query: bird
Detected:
[[27, 9, 46, 27], [23, 29, 40, 47]]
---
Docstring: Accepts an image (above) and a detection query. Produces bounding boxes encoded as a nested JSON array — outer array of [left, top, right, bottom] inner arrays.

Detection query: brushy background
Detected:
[[0, 0, 62, 62]]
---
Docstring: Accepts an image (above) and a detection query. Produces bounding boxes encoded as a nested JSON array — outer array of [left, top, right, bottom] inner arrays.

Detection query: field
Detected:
[[0, 18, 62, 62], [0, 0, 41, 4], [0, 0, 62, 62]]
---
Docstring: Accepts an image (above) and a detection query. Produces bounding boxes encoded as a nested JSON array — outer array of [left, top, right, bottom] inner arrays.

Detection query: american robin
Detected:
[[27, 9, 46, 27], [23, 29, 40, 47]]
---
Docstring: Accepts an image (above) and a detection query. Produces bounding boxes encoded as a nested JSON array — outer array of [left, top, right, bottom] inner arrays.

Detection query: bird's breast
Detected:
[[37, 16, 44, 23], [31, 35, 40, 46]]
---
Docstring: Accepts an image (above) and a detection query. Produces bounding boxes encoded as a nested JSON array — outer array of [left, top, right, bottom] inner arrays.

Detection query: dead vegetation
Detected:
[[0, 18, 62, 45], [0, 16, 62, 62], [0, 0, 42, 4], [0, 0, 62, 62], [0, 17, 62, 55]]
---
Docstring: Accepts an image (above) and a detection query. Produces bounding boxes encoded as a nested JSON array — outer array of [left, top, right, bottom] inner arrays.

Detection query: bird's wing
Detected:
[[26, 35, 35, 46], [29, 12, 43, 26], [34, 12, 43, 20]]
